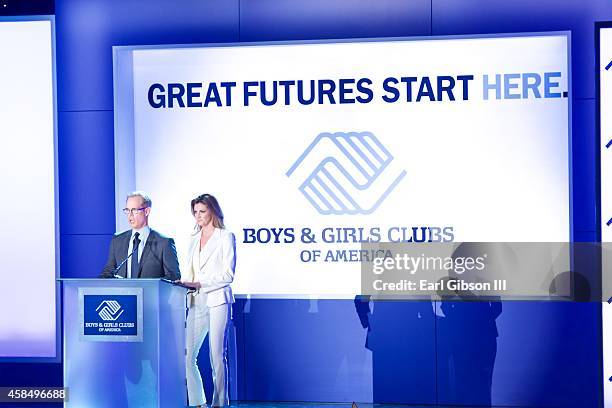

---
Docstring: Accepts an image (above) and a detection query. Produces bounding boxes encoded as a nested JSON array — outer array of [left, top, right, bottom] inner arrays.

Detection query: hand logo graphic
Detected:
[[287, 132, 406, 214], [96, 300, 125, 321]]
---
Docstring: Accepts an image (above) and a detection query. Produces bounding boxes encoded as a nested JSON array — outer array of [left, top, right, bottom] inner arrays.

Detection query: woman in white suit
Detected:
[[180, 193, 235, 408]]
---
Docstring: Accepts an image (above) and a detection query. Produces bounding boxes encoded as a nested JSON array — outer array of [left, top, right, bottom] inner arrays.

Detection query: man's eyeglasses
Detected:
[[122, 207, 147, 215]]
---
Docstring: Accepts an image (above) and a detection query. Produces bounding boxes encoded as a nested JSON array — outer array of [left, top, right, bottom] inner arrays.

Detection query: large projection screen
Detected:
[[114, 33, 570, 298], [0, 17, 58, 359]]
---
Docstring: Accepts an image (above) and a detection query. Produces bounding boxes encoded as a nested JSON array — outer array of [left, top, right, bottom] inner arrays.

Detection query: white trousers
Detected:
[[186, 302, 231, 407]]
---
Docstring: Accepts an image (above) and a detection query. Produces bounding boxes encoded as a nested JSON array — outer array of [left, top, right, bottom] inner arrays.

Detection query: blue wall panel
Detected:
[[431, 0, 612, 100], [572, 99, 597, 235], [0, 363, 62, 386], [240, 0, 431, 41], [241, 299, 437, 404], [575, 229, 599, 242], [242, 299, 376, 402], [60, 234, 113, 278], [58, 111, 115, 235], [55, 0, 240, 111], [437, 301, 601, 407]]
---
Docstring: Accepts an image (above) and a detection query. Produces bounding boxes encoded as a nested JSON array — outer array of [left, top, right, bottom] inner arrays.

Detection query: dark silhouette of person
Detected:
[[355, 295, 436, 403], [437, 243, 510, 406]]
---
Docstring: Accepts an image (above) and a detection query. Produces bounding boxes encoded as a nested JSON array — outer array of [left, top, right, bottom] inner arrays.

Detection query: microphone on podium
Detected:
[[111, 245, 139, 278]]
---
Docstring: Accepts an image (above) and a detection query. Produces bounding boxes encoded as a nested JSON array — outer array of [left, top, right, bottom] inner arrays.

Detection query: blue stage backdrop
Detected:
[[1, 1, 610, 407]]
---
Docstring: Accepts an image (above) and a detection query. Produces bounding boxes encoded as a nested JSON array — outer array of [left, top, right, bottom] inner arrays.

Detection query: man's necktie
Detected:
[[130, 232, 140, 278]]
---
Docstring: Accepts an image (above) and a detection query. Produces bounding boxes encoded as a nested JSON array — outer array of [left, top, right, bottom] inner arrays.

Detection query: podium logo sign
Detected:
[[79, 288, 143, 342], [84, 295, 137, 336]]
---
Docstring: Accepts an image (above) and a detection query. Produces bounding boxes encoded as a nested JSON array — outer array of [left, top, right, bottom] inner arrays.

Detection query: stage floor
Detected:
[[14, 403, 520, 407], [228, 404, 506, 408]]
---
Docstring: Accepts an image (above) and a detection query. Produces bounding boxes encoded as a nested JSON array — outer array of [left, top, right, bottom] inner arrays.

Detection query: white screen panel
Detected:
[[115, 34, 570, 298], [0, 18, 57, 357]]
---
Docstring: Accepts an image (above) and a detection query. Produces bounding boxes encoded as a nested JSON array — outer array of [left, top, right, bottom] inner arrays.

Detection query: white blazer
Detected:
[[185, 228, 236, 308]]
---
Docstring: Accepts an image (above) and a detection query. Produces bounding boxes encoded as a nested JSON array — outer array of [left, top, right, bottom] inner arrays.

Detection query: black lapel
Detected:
[[118, 231, 131, 278]]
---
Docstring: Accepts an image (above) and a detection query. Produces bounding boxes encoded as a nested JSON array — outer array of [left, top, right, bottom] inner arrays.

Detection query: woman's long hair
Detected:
[[191, 193, 224, 231]]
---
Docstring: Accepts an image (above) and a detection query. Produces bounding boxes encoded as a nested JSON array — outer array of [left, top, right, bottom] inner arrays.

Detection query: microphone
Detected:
[[112, 245, 139, 278]]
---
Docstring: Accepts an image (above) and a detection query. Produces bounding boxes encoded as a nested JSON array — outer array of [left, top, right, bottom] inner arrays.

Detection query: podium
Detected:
[[60, 278, 189, 407]]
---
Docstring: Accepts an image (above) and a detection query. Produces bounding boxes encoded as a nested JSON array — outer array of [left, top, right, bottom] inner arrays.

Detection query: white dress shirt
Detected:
[[127, 226, 150, 278]]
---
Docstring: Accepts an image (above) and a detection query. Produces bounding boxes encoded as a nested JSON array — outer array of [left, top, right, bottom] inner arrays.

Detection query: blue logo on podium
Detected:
[[84, 295, 137, 336]]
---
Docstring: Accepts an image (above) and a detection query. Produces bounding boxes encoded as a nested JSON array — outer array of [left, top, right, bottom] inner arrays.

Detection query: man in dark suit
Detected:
[[99, 191, 180, 280]]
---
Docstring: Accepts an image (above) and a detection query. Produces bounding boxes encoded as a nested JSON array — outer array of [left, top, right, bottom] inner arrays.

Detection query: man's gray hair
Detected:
[[127, 191, 152, 208]]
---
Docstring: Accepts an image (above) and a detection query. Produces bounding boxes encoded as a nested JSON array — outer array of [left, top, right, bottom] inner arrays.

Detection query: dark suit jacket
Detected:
[[99, 229, 180, 280]]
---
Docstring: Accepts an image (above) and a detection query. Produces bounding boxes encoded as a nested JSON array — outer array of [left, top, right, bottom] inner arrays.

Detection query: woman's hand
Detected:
[[179, 280, 202, 290]]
